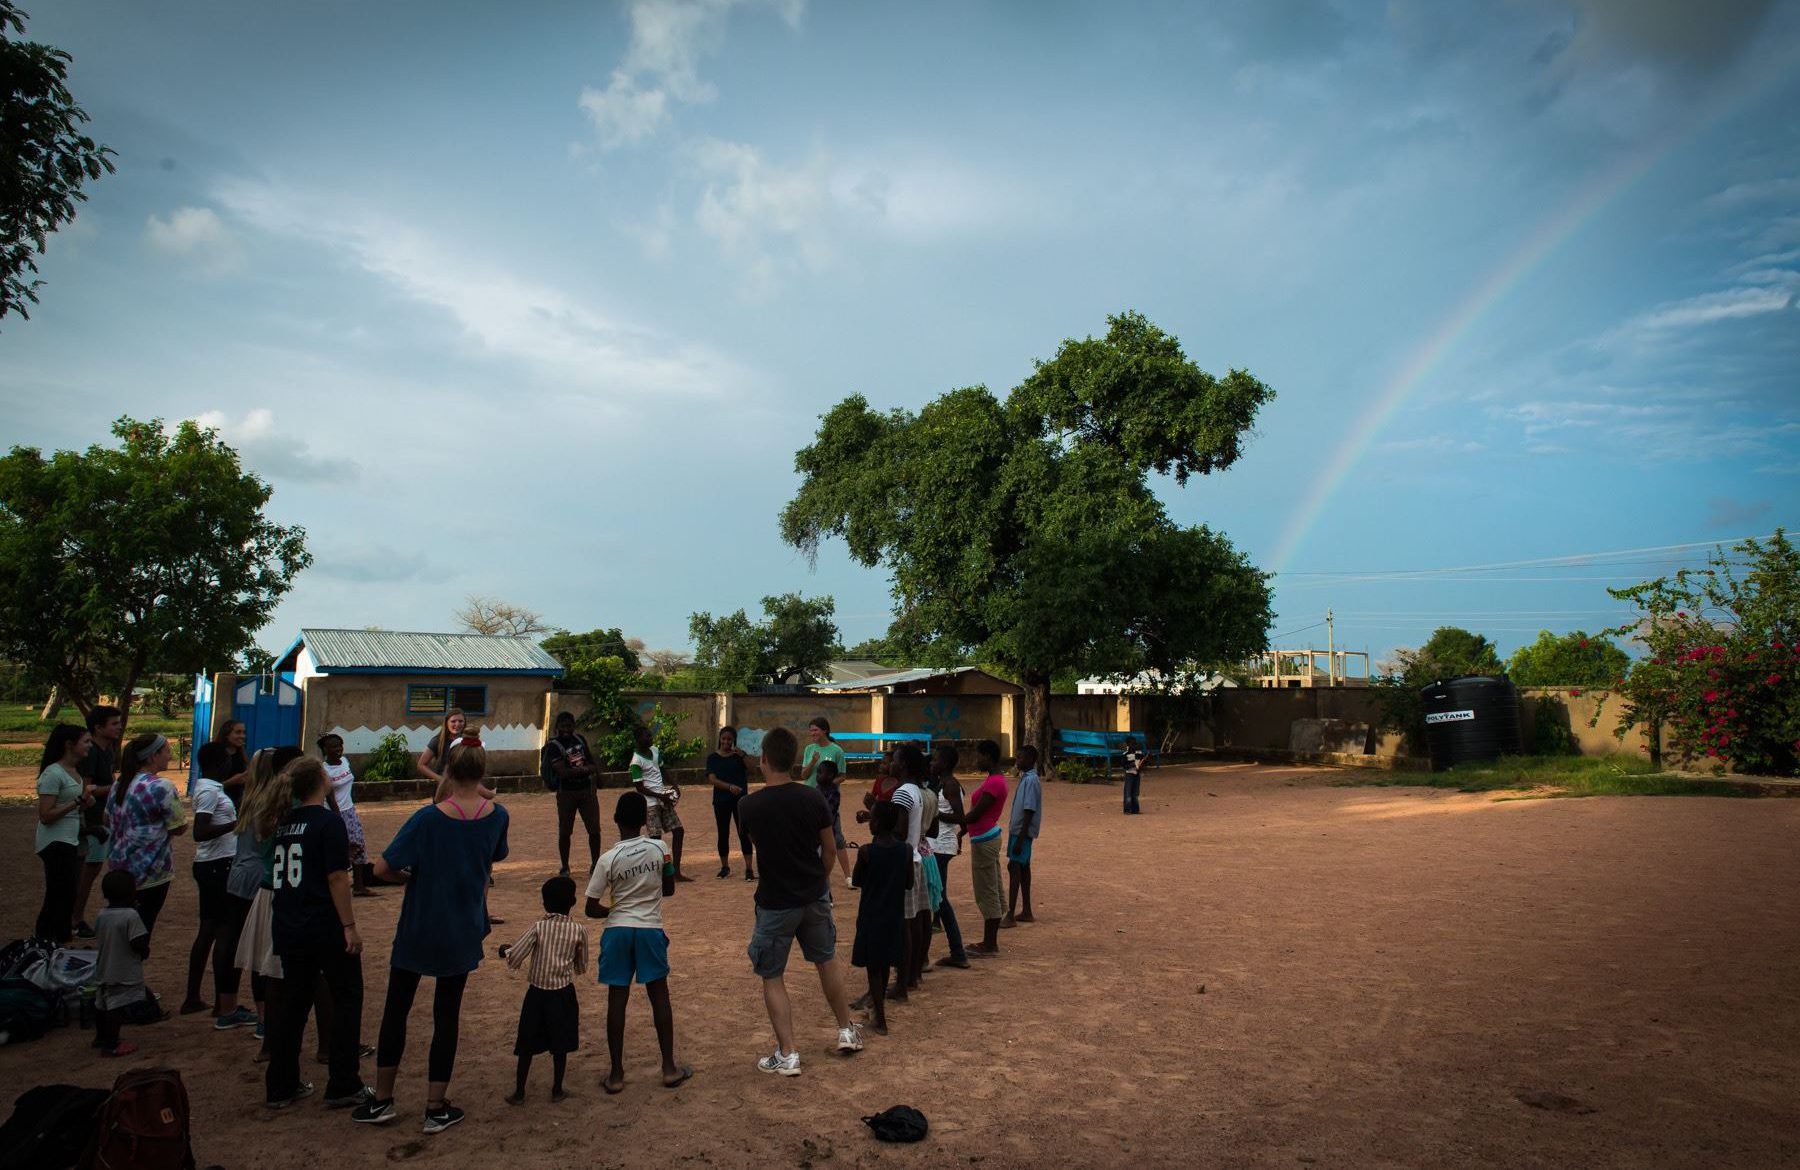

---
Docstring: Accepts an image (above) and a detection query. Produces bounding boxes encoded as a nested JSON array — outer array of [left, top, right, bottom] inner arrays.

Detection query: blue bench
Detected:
[[832, 732, 933, 762], [1052, 729, 1157, 778]]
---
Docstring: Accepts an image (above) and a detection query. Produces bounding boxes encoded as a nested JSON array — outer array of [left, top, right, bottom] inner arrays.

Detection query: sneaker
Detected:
[[744, 870, 756, 882], [264, 1082, 315, 1110], [73, 921, 95, 940], [422, 1101, 465, 1134], [325, 1084, 376, 1110], [178, 998, 210, 1016], [214, 1006, 259, 1030], [351, 1097, 398, 1125], [836, 1023, 865, 1054], [756, 1049, 802, 1077], [254, 1020, 265, 1041]]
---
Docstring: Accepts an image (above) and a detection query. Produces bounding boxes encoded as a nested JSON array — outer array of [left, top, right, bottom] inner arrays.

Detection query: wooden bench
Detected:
[[832, 732, 933, 762], [1052, 729, 1157, 778]]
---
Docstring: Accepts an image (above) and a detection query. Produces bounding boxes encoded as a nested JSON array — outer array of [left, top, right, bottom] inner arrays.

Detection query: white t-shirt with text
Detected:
[[585, 835, 672, 930]]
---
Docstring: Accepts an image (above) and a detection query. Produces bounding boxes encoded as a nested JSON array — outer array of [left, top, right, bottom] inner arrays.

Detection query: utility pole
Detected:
[[1326, 608, 1336, 687]]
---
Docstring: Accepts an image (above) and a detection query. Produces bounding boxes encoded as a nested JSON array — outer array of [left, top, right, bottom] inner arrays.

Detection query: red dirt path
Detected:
[[2, 763, 1797, 1168]]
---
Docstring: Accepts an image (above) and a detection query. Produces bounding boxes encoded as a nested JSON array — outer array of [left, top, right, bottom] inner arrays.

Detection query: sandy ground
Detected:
[[3, 763, 1798, 1169]]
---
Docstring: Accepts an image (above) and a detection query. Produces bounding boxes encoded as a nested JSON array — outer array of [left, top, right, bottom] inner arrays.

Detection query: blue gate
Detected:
[[189, 674, 215, 781], [232, 675, 303, 755]]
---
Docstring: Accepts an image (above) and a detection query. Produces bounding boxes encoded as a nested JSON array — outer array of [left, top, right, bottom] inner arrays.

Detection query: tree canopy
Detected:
[[1507, 629, 1631, 688], [0, 417, 311, 721], [780, 311, 1275, 749], [1413, 626, 1506, 679], [690, 593, 839, 690], [541, 627, 640, 673], [454, 594, 550, 638], [1, 1, 114, 323]]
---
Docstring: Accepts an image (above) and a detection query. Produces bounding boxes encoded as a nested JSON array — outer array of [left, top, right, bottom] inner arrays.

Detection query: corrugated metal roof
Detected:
[[811, 665, 982, 692], [300, 628, 564, 674]]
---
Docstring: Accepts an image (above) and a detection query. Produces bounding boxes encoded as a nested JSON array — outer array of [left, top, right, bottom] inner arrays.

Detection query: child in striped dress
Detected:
[[499, 876, 587, 1103]]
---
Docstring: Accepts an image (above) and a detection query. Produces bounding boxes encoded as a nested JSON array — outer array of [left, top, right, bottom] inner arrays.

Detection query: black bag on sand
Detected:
[[83, 1067, 194, 1170], [0, 1084, 112, 1170], [863, 1105, 929, 1143]]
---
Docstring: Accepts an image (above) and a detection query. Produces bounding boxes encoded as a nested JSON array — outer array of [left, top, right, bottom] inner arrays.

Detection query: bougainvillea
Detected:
[[1604, 531, 1800, 776]]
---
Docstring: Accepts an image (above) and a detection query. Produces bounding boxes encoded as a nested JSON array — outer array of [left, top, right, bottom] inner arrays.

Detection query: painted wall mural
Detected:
[[332, 723, 543, 754]]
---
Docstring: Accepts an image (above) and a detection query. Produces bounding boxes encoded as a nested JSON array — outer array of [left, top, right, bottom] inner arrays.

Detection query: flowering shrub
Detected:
[[1605, 531, 1800, 776]]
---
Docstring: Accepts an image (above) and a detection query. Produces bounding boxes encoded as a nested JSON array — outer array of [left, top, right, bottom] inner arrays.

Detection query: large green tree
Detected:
[[781, 311, 1275, 750], [690, 592, 839, 690], [1507, 629, 1631, 688], [0, 417, 311, 722], [1, 1, 114, 323], [542, 626, 640, 673]]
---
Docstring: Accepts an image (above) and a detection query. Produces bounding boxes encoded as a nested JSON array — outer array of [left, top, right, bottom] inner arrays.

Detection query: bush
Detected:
[[1055, 757, 1107, 784], [563, 653, 703, 768], [1605, 531, 1800, 776], [361, 731, 414, 784], [1529, 695, 1576, 756]]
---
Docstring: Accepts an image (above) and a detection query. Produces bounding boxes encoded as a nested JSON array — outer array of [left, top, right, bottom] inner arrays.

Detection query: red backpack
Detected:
[[83, 1067, 194, 1170]]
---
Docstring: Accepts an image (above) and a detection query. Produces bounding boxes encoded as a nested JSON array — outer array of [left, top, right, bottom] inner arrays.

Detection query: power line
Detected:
[[1274, 535, 1776, 580]]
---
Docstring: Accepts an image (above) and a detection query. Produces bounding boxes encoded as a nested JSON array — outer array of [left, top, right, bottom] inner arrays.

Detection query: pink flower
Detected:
[[1705, 690, 1719, 702], [1579, 639, 1589, 649], [1769, 674, 1783, 685], [1569, 688, 1582, 697]]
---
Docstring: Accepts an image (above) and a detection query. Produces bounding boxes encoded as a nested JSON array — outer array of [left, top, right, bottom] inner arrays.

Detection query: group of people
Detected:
[[27, 707, 1053, 1136]]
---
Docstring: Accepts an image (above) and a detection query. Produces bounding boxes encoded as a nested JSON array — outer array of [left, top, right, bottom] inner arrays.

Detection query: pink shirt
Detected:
[[967, 773, 1008, 839]]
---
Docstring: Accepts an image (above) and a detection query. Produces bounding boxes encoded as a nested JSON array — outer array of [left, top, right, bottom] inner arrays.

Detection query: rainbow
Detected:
[[1267, 49, 1796, 576]]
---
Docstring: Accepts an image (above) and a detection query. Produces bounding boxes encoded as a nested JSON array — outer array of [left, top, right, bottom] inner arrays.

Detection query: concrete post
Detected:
[[998, 692, 1017, 759], [870, 692, 888, 735], [210, 672, 240, 741]]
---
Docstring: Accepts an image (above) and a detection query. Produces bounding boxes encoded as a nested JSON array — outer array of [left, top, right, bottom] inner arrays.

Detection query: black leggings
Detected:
[[714, 800, 752, 866], [378, 968, 468, 1084], [36, 841, 80, 943], [135, 881, 171, 937], [217, 894, 252, 998]]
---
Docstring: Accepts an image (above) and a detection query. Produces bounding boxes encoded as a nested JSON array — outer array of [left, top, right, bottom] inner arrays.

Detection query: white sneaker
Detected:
[[757, 1049, 802, 1076], [837, 1022, 865, 1053]]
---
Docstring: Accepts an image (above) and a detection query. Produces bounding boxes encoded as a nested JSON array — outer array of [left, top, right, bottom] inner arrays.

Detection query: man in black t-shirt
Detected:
[[545, 712, 602, 877], [737, 728, 861, 1075], [267, 759, 369, 1111]]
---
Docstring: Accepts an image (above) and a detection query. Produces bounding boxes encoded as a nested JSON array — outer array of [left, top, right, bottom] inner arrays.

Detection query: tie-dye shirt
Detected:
[[108, 773, 185, 889]]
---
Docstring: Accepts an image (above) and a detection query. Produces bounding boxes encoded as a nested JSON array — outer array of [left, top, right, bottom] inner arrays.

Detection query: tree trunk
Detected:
[[117, 654, 145, 737], [1020, 670, 1053, 763], [39, 684, 63, 722]]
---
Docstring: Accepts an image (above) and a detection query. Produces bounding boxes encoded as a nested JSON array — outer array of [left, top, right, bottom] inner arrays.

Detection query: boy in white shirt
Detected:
[[630, 725, 690, 883], [585, 791, 691, 1093]]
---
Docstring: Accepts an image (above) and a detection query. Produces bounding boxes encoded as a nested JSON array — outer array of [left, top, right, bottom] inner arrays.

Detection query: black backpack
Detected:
[[0, 1084, 111, 1170], [540, 742, 560, 792], [862, 1105, 928, 1143]]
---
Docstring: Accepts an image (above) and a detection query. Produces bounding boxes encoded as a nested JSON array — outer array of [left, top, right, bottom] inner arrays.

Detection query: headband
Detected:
[[148, 734, 168, 755]]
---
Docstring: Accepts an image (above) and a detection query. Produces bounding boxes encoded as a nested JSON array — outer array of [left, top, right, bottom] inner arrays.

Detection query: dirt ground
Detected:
[[2, 763, 1798, 1169]]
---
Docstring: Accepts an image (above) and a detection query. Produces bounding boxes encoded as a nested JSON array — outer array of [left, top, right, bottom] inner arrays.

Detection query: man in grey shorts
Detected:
[[736, 727, 862, 1075]]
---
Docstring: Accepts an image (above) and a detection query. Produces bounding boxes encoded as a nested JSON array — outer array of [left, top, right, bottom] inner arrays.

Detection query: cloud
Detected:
[[1375, 436, 1484, 455], [1706, 176, 1800, 209], [311, 545, 435, 584], [579, 0, 805, 149], [1630, 285, 1797, 331], [214, 179, 749, 401], [190, 408, 359, 484], [144, 206, 242, 275], [691, 138, 833, 292], [1562, 0, 1779, 75], [1704, 496, 1772, 529]]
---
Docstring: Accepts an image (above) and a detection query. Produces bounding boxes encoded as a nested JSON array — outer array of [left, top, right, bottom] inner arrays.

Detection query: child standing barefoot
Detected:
[[850, 802, 910, 1036], [500, 876, 586, 1104], [320, 734, 375, 897], [585, 792, 691, 1093], [1003, 745, 1042, 928]]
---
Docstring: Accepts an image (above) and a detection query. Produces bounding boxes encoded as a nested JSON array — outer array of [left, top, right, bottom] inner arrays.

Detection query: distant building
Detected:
[[1076, 671, 1237, 695], [810, 665, 1021, 696], [1247, 649, 1370, 688]]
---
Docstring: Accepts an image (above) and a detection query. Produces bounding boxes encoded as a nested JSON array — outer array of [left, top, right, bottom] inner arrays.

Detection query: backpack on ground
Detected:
[[0, 1084, 111, 1170], [0, 939, 51, 981], [83, 1067, 194, 1170], [0, 978, 59, 1045], [862, 1105, 929, 1143]]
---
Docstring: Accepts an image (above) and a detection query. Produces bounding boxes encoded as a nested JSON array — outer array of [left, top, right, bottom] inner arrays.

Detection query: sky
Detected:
[[4, 0, 1798, 669]]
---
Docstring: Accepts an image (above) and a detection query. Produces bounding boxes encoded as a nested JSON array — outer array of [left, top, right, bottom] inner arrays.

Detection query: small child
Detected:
[[1121, 737, 1146, 815], [93, 869, 167, 1056], [319, 733, 374, 896], [1003, 745, 1042, 928], [585, 791, 691, 1093], [499, 876, 587, 1104], [850, 802, 911, 1036], [630, 725, 688, 882]]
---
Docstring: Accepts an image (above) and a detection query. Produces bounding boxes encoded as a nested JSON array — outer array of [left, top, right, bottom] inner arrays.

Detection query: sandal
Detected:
[[662, 1066, 694, 1090]]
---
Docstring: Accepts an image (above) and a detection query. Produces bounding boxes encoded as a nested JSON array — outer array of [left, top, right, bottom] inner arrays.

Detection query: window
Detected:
[[406, 684, 489, 715]]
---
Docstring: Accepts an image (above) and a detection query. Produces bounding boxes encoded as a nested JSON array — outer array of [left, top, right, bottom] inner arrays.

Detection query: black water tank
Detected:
[[1419, 675, 1522, 771]]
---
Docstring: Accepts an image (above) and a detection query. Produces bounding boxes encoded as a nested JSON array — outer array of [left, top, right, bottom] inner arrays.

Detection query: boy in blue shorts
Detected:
[[585, 791, 692, 1093], [1003, 745, 1042, 928]]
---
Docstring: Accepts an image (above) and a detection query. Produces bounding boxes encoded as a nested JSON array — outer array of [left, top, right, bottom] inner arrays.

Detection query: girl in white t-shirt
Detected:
[[320, 733, 373, 897], [183, 741, 242, 1017]]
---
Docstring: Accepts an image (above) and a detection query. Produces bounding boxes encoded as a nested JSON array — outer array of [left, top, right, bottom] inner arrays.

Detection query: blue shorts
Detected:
[[747, 896, 836, 978], [1007, 833, 1034, 864], [597, 926, 670, 987]]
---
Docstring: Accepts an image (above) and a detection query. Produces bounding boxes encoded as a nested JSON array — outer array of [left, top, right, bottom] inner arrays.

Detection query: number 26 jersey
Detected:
[[271, 804, 351, 956]]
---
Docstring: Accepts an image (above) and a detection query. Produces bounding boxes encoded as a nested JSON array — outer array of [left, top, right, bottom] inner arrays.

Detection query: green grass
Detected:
[[1338, 754, 1758, 798], [0, 703, 190, 741]]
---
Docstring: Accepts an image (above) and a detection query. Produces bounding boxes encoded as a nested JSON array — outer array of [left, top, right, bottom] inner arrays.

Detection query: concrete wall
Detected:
[[1048, 695, 1124, 739], [1517, 688, 1654, 759], [303, 673, 553, 777], [887, 693, 1005, 745]]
